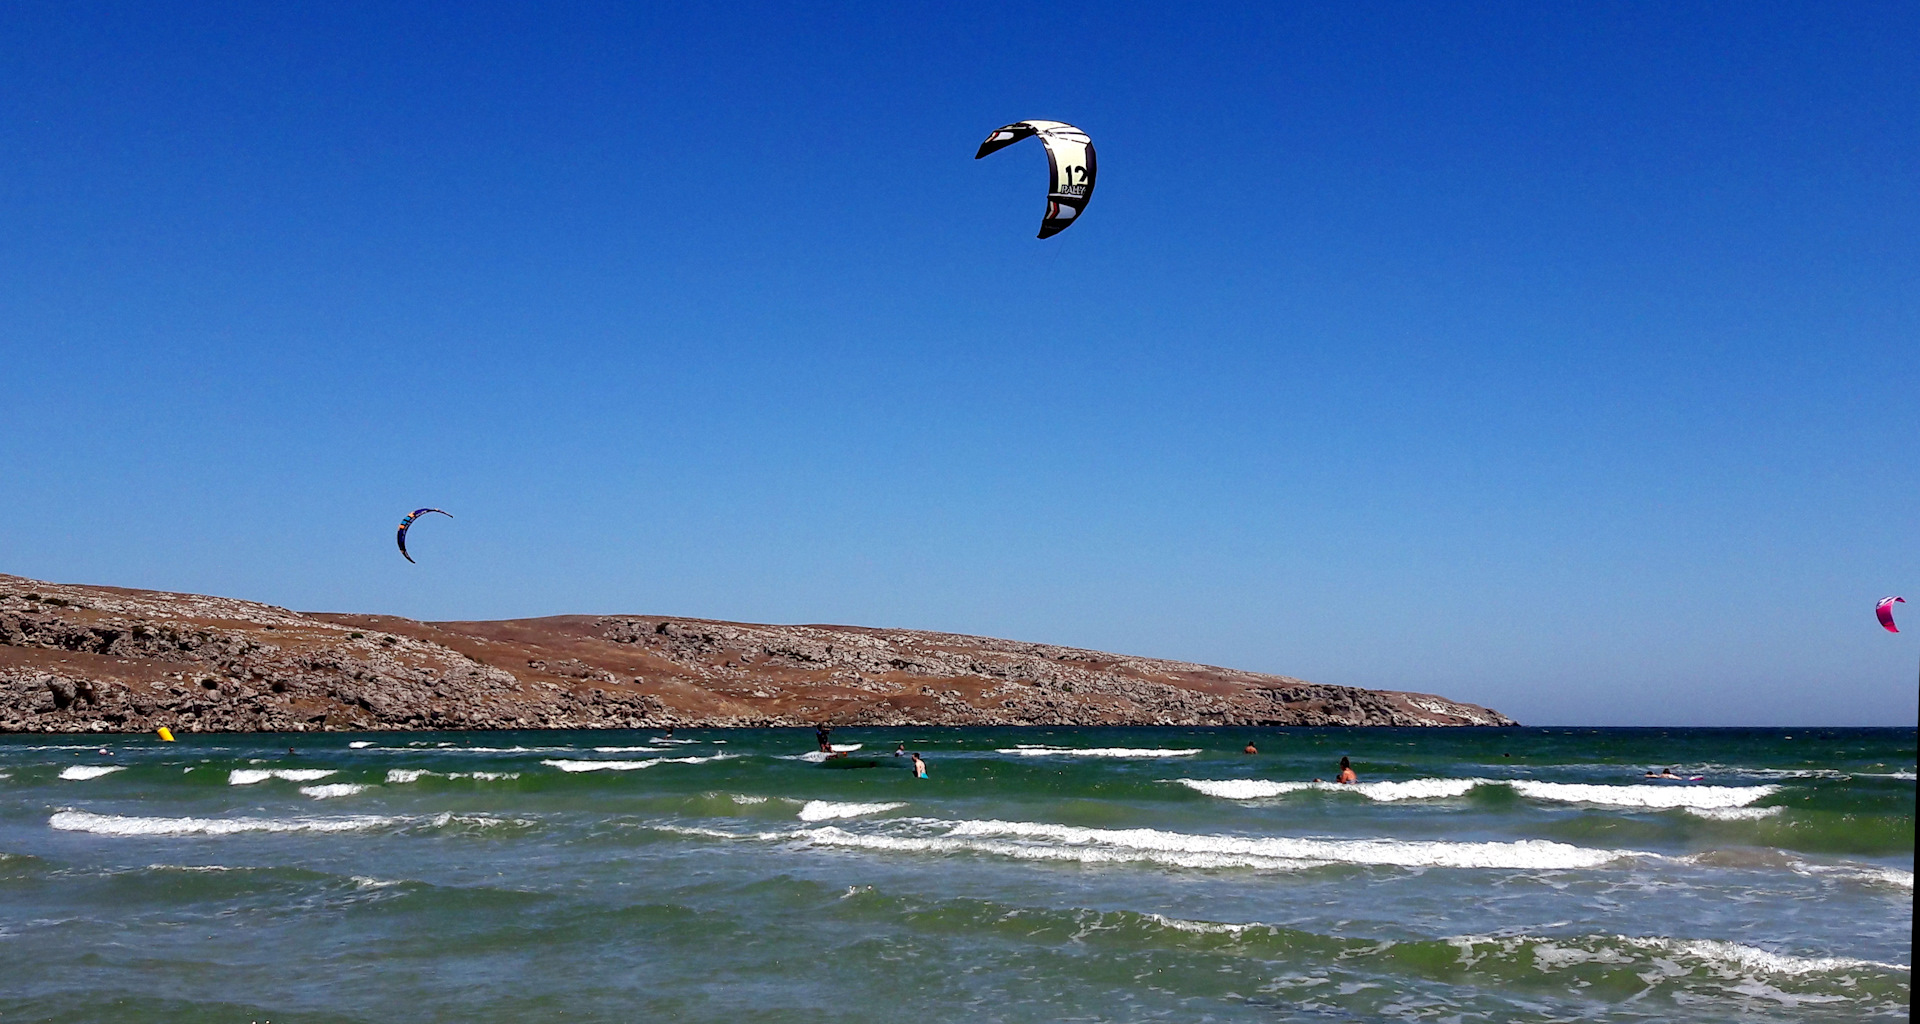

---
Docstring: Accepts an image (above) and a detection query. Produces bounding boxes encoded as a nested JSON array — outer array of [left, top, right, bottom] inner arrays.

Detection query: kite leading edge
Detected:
[[975, 120, 1096, 238], [397, 508, 452, 564]]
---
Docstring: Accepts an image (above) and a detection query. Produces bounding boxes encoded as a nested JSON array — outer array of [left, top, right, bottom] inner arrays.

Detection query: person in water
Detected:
[[893, 742, 907, 757], [815, 724, 833, 752], [1243, 742, 1258, 754], [1336, 757, 1357, 784], [911, 752, 927, 779], [1645, 767, 1683, 779]]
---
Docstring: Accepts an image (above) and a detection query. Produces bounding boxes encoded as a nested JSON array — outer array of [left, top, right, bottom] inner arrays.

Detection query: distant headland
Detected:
[[0, 574, 1516, 733]]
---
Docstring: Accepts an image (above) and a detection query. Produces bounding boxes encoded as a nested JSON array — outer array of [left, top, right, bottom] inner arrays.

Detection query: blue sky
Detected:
[[2, 2, 1914, 725]]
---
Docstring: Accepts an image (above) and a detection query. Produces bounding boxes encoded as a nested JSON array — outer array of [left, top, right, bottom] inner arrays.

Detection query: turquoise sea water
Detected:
[[1, 726, 1910, 1022]]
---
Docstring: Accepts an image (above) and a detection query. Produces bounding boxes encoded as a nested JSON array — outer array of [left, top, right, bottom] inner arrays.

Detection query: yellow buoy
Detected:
[[156, 726, 175, 742]]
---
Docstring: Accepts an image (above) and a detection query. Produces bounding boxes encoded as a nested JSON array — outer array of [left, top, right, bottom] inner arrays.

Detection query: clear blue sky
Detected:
[[3, 2, 1914, 726]]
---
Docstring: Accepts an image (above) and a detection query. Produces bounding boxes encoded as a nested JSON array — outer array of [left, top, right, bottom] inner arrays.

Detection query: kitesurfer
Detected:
[[815, 724, 833, 752], [1336, 757, 1357, 784]]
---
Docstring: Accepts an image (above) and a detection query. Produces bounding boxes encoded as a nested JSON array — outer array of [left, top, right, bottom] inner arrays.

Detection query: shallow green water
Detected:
[[1, 726, 1910, 1022]]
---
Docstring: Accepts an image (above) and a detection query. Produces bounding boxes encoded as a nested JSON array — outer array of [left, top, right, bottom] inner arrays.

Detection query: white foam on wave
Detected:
[[936, 819, 1642, 870], [1787, 861, 1915, 891], [228, 768, 338, 786], [1175, 778, 1486, 802], [1509, 781, 1778, 810], [59, 765, 126, 781], [1686, 805, 1785, 821], [797, 800, 907, 822], [592, 746, 667, 753], [541, 753, 735, 773], [1001, 746, 1200, 758], [347, 741, 374, 748], [796, 826, 1330, 871], [1626, 936, 1907, 975], [300, 783, 371, 799], [385, 768, 520, 783], [50, 809, 401, 836]]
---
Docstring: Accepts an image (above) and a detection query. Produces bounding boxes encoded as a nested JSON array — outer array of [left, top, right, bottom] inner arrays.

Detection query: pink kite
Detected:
[[1877, 596, 1905, 633]]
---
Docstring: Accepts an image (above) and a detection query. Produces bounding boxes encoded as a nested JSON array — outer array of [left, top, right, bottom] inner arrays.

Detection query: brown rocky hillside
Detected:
[[0, 574, 1516, 733]]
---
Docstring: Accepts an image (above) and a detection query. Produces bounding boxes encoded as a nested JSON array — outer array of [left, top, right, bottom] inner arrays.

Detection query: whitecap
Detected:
[[1175, 778, 1486, 802], [1000, 746, 1200, 758], [1685, 805, 1785, 821], [347, 741, 374, 749], [300, 783, 371, 799], [59, 765, 126, 781], [592, 746, 667, 753], [228, 768, 338, 786], [541, 754, 735, 773], [797, 800, 907, 822], [49, 809, 400, 837], [1509, 781, 1778, 810], [386, 768, 519, 783], [934, 819, 1642, 871], [1624, 936, 1907, 975]]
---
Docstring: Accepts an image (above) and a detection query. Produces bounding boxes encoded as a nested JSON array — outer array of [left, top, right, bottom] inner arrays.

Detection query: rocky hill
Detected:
[[0, 574, 1516, 733]]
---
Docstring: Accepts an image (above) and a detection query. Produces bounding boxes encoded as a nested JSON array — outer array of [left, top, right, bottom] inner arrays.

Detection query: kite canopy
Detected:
[[397, 508, 452, 564], [1876, 595, 1905, 633], [975, 120, 1096, 238]]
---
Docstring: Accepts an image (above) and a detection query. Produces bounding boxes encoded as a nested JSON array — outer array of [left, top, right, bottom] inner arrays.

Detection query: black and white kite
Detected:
[[975, 120, 1096, 238]]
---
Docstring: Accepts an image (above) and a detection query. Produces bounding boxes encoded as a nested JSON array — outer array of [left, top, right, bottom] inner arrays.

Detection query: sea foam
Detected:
[[1508, 781, 1778, 810], [1001, 746, 1200, 758], [797, 800, 907, 822], [50, 809, 401, 836], [541, 754, 735, 773], [300, 783, 372, 799], [59, 765, 127, 781], [228, 768, 338, 786], [934, 819, 1642, 870], [1174, 778, 1486, 801], [1175, 777, 1779, 810]]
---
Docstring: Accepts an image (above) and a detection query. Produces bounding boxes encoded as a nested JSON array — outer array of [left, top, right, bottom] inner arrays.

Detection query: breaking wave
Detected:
[[1508, 780, 1779, 809], [300, 783, 372, 799], [1174, 777, 1485, 801], [50, 809, 401, 836], [1176, 777, 1781, 810], [229, 768, 338, 786], [59, 765, 126, 781], [541, 754, 735, 773], [1000, 746, 1200, 758], [797, 800, 907, 822]]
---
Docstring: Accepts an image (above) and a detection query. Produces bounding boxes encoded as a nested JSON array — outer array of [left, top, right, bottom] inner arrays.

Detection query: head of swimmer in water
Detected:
[[1339, 756, 1351, 770]]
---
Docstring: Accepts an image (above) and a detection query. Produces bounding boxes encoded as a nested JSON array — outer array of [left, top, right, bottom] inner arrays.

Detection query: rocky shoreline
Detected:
[[0, 574, 1516, 733]]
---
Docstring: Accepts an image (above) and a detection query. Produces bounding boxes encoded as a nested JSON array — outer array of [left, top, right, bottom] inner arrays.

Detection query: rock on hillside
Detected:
[[0, 574, 1516, 733]]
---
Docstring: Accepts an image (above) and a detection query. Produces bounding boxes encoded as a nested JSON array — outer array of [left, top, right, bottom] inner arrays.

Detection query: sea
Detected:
[[0, 726, 1910, 1022]]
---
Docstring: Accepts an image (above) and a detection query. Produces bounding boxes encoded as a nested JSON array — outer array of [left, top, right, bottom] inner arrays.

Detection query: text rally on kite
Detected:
[[396, 508, 452, 564], [974, 121, 1096, 238], [1877, 596, 1905, 633]]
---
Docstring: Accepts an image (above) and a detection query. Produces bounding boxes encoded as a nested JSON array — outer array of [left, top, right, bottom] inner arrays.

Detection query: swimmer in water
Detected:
[[911, 752, 927, 779], [1336, 757, 1357, 784], [893, 742, 907, 757], [1244, 741, 1258, 754]]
